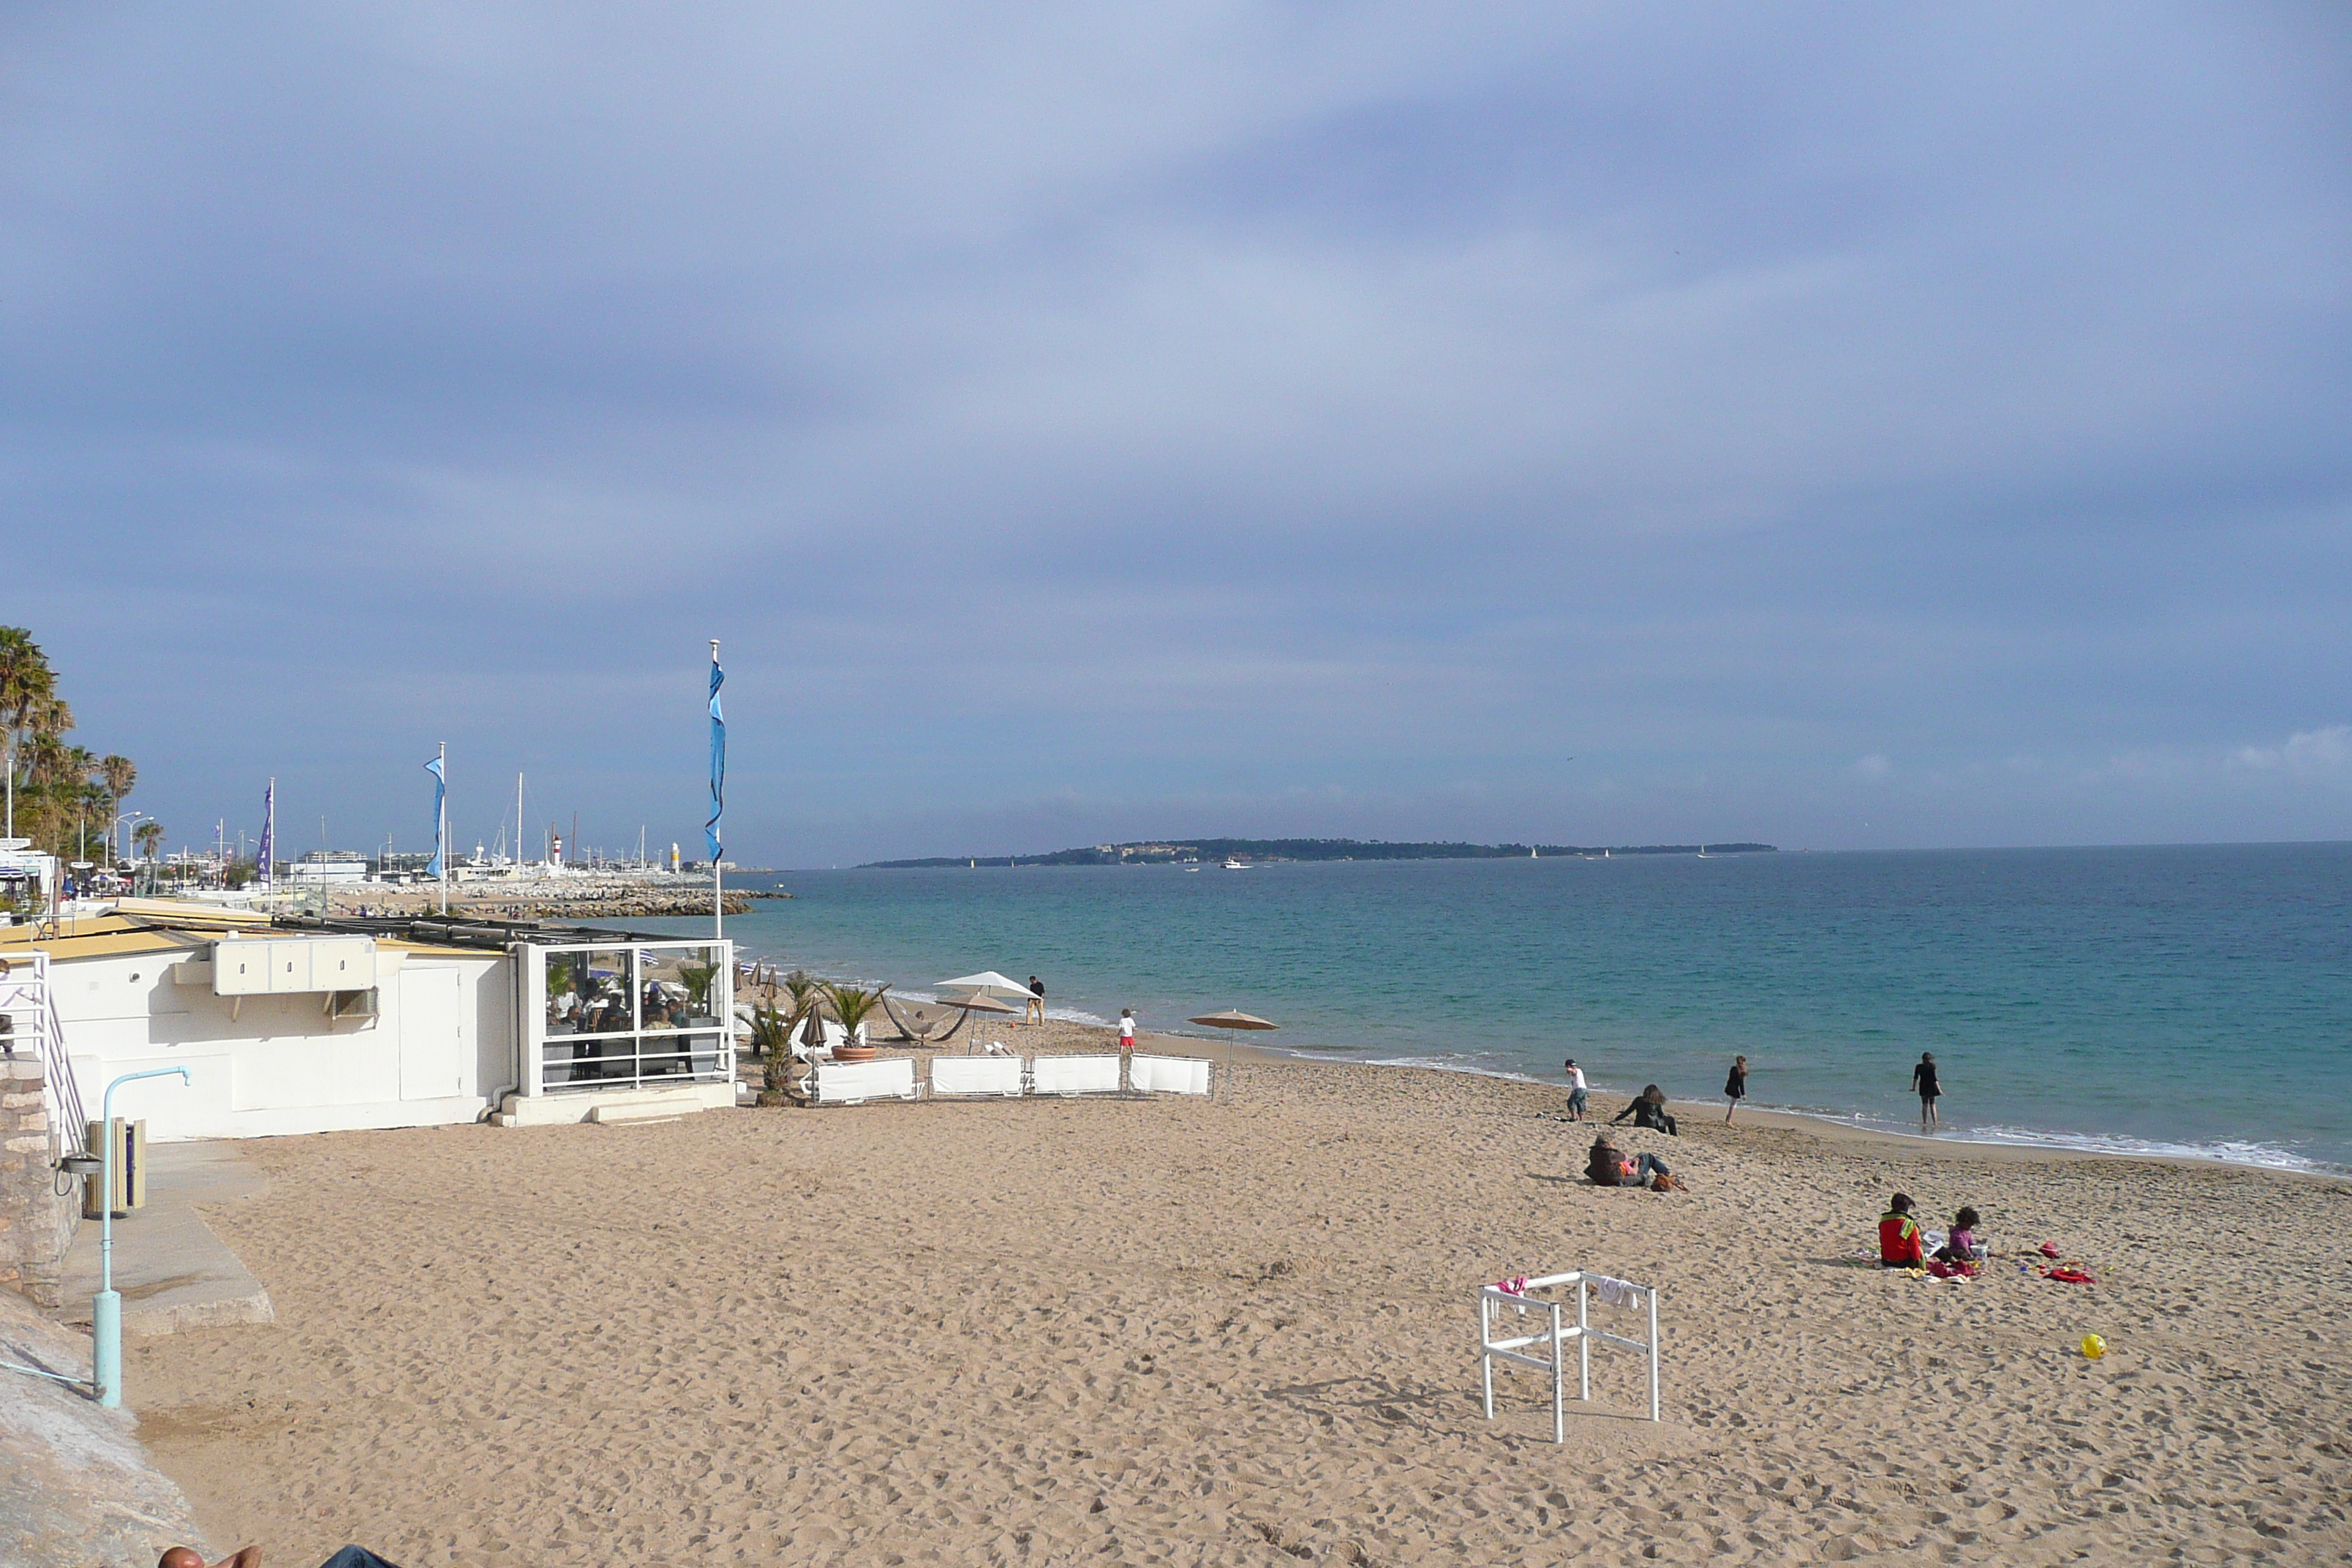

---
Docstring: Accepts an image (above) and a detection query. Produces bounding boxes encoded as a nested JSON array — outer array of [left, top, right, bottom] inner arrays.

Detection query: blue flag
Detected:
[[257, 781, 273, 885], [706, 653, 725, 863], [425, 755, 446, 878]]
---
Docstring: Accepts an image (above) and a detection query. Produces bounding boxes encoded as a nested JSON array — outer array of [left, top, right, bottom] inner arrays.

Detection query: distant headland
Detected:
[[862, 837, 1776, 869]]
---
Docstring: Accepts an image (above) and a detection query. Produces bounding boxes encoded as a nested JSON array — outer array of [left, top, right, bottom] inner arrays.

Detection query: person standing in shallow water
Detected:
[[1724, 1055, 1747, 1123], [1911, 1052, 1941, 1129]]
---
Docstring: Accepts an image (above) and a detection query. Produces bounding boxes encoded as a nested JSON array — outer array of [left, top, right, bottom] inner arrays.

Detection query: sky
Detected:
[[2, 4, 2348, 867]]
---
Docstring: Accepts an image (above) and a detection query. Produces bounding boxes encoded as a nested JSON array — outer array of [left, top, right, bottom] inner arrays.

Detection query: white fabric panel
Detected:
[[1127, 1054, 1211, 1096], [930, 1055, 1026, 1097], [1028, 1054, 1123, 1096], [815, 1056, 917, 1104]]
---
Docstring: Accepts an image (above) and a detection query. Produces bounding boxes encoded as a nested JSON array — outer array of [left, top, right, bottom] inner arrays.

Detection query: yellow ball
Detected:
[[2081, 1334, 2106, 1360]]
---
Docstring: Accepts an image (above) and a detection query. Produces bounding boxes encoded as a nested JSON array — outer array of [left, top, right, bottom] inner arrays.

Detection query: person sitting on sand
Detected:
[[1611, 1085, 1680, 1136], [162, 1547, 400, 1568], [1879, 1192, 1926, 1268], [1586, 1134, 1671, 1188], [1934, 1205, 1986, 1264]]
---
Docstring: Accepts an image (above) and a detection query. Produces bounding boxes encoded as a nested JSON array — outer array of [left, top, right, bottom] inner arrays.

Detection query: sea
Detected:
[[697, 843, 2351, 1174]]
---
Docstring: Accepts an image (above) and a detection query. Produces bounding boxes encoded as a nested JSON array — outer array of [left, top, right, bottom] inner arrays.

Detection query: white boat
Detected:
[[1222, 858, 1249, 870]]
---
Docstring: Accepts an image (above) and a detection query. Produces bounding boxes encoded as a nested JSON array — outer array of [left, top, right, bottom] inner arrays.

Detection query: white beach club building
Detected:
[[0, 902, 736, 1145]]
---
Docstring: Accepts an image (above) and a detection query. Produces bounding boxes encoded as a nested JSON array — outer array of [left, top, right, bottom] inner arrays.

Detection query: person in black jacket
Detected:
[[1911, 1052, 1941, 1129], [1610, 1084, 1679, 1137]]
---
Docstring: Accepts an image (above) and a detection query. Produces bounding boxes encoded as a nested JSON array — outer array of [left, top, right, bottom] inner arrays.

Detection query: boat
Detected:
[[1222, 858, 1249, 870]]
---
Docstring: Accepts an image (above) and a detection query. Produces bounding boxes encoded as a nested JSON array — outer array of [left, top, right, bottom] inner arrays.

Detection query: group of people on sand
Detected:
[[1563, 1050, 1951, 1132], [1564, 1049, 1956, 1194], [1877, 1191, 1989, 1275]]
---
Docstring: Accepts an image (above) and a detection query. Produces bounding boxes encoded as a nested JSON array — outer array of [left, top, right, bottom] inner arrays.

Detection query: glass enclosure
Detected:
[[527, 939, 731, 1094]]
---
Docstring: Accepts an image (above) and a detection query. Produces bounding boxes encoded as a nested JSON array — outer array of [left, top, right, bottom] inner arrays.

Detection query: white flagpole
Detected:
[[711, 639, 723, 940], [437, 742, 449, 916], [265, 777, 275, 892]]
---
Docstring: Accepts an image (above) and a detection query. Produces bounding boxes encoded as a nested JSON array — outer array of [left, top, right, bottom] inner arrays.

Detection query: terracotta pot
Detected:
[[832, 1045, 880, 1063]]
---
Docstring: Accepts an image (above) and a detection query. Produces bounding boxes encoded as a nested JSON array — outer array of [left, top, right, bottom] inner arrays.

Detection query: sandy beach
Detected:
[[125, 1038, 2352, 1566]]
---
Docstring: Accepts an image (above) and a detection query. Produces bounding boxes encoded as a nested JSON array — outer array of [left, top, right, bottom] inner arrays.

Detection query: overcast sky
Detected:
[[3, 4, 2347, 866]]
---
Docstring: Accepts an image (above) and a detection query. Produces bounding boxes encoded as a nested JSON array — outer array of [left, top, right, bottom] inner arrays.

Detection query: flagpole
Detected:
[[264, 778, 274, 892], [437, 742, 448, 916], [709, 639, 723, 941]]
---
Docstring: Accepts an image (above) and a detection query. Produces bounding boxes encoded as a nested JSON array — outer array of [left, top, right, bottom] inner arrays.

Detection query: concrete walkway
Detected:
[[56, 1142, 275, 1337]]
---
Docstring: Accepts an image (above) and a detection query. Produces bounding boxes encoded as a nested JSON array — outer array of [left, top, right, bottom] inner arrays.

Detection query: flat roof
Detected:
[[0, 908, 493, 963]]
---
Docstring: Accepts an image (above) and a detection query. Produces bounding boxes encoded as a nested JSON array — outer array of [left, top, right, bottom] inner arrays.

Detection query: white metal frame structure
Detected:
[[1477, 1270, 1661, 1441]]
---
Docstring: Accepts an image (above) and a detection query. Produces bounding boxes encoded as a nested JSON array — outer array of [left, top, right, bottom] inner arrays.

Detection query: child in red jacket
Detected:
[[1878, 1192, 1926, 1268]]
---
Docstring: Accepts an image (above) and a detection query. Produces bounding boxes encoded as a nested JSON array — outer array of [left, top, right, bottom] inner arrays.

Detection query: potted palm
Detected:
[[822, 983, 886, 1062], [676, 959, 723, 1025]]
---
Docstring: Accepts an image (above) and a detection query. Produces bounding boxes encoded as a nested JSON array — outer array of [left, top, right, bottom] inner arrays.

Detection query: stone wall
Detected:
[[0, 1058, 76, 1308]]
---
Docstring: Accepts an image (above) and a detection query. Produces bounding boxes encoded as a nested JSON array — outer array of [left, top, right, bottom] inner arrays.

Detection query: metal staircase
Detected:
[[0, 949, 86, 1164]]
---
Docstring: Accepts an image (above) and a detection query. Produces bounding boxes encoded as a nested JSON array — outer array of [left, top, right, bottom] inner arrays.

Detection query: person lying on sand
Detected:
[[1610, 1085, 1680, 1136], [1586, 1134, 1672, 1189], [162, 1547, 401, 1568]]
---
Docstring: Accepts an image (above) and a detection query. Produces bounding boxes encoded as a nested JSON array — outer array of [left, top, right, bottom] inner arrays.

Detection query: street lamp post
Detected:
[[91, 1066, 190, 1408]]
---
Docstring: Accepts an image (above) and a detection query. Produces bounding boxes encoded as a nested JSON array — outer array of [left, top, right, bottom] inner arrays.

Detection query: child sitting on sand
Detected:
[[1934, 1206, 1986, 1264], [1878, 1193, 1926, 1268]]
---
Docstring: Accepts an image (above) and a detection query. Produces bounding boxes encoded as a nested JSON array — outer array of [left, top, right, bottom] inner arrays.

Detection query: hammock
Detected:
[[879, 992, 981, 1046]]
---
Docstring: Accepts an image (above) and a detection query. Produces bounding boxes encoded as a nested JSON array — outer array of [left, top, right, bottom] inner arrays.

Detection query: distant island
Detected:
[[863, 837, 1776, 868]]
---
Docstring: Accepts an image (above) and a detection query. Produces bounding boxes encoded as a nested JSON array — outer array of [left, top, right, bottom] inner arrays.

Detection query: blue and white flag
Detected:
[[257, 781, 273, 885], [706, 651, 725, 863], [425, 754, 446, 878]]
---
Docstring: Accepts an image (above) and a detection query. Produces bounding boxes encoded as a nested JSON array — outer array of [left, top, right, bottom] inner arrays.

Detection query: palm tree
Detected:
[[0, 627, 56, 841], [821, 982, 888, 1051], [134, 820, 165, 861], [99, 754, 135, 862]]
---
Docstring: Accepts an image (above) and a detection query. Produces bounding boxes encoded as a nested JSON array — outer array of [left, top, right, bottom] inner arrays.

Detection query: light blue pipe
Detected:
[[92, 1066, 189, 1409]]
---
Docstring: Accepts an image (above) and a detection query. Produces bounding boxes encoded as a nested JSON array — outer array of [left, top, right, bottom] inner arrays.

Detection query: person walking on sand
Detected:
[[1911, 1051, 1941, 1130], [1724, 1055, 1747, 1123], [1025, 974, 1046, 1025], [1562, 1057, 1590, 1121], [1118, 1007, 1137, 1052]]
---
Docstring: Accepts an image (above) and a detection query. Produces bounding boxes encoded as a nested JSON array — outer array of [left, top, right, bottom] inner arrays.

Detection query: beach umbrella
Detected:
[[1186, 1010, 1278, 1080], [934, 970, 1035, 1000]]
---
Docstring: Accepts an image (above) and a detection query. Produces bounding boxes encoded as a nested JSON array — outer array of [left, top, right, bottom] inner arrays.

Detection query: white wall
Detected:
[[55, 946, 515, 1142]]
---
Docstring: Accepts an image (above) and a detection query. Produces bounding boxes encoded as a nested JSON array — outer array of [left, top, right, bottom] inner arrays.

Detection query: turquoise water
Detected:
[[696, 845, 2351, 1172]]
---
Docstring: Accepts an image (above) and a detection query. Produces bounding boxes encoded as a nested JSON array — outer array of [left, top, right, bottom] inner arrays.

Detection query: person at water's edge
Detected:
[[1026, 974, 1045, 1025], [1911, 1052, 1940, 1129]]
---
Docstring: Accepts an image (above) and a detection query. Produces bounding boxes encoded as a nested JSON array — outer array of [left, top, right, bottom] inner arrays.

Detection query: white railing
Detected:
[[1478, 1270, 1661, 1440], [0, 950, 86, 1164]]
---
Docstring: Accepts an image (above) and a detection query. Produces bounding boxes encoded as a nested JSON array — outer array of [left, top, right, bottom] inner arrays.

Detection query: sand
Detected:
[[125, 1041, 2352, 1566]]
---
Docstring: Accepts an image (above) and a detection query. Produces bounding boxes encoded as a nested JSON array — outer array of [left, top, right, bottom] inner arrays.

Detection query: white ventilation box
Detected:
[[211, 936, 378, 995]]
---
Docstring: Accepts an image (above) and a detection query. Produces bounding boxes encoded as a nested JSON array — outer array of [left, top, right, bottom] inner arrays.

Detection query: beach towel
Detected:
[[1492, 1275, 1529, 1297], [1590, 1275, 1641, 1309], [2043, 1266, 2096, 1284]]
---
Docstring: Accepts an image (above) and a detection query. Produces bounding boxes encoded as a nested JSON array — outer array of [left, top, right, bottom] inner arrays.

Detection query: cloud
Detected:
[[1, 6, 2348, 862], [2231, 725, 2352, 773]]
